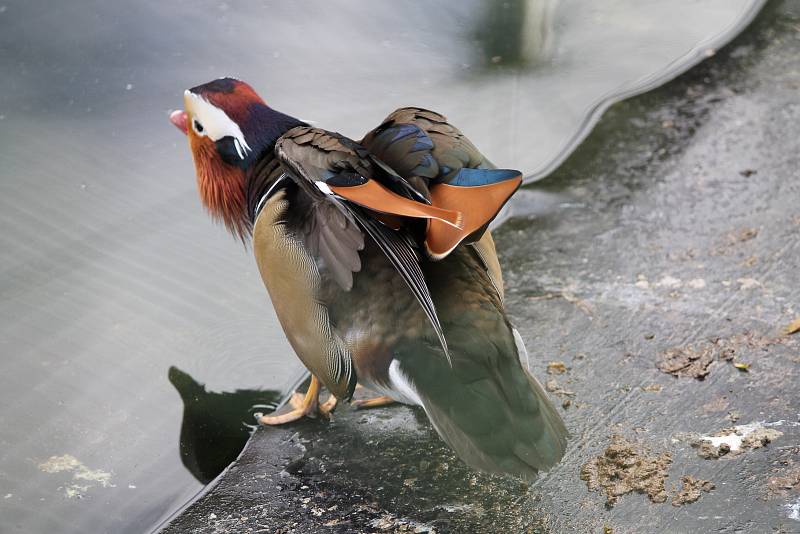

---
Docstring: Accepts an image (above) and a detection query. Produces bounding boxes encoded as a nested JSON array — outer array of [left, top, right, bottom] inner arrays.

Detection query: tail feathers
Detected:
[[397, 339, 568, 479], [419, 369, 567, 479]]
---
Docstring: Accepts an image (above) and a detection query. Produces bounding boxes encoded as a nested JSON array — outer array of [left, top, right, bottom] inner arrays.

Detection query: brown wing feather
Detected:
[[362, 107, 493, 184], [297, 195, 364, 291], [276, 128, 367, 291], [361, 108, 508, 290], [275, 126, 452, 361]]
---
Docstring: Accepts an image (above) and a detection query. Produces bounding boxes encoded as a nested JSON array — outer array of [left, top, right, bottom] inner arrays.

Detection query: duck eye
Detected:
[[193, 119, 205, 134]]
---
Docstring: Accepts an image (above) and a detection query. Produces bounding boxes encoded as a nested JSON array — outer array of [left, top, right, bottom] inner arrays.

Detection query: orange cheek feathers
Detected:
[[189, 134, 250, 240]]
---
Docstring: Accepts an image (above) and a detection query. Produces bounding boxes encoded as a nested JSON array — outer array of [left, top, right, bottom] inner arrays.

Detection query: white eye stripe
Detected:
[[184, 90, 252, 159], [234, 138, 246, 160]]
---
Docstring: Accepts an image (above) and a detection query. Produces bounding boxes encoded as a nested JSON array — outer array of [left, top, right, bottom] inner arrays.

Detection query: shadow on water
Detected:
[[167, 366, 281, 484]]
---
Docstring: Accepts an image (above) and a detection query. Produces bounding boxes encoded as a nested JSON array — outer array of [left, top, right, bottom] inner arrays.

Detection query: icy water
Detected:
[[0, 1, 762, 532]]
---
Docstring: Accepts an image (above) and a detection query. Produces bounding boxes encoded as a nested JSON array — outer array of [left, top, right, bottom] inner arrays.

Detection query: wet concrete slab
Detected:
[[159, 2, 800, 532]]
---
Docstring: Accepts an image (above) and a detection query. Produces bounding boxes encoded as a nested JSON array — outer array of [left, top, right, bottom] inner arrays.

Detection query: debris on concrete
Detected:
[[560, 291, 594, 315], [580, 435, 672, 506], [582, 437, 721, 508], [658, 343, 715, 379], [766, 465, 800, 498], [713, 227, 759, 255], [546, 361, 568, 375], [785, 496, 800, 522], [672, 476, 715, 506], [694, 421, 784, 459], [701, 396, 729, 414], [739, 255, 758, 267], [733, 362, 750, 372], [782, 317, 800, 336], [697, 440, 731, 459], [545, 378, 576, 407], [726, 411, 741, 423], [686, 278, 707, 289], [656, 275, 682, 289], [370, 512, 437, 533], [741, 427, 784, 450], [528, 290, 593, 315], [658, 332, 780, 379], [545, 376, 576, 409], [640, 384, 662, 393], [737, 278, 761, 290], [735, 228, 759, 241]]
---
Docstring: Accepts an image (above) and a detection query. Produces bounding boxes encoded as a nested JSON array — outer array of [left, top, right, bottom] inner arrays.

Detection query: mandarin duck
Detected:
[[169, 77, 567, 478]]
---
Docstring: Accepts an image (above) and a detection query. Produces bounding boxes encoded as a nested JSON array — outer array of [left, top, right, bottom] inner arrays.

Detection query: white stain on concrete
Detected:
[[635, 275, 707, 290], [737, 277, 761, 290], [786, 496, 800, 521], [700, 420, 797, 451], [687, 278, 707, 289], [656, 275, 682, 288], [700, 423, 753, 451]]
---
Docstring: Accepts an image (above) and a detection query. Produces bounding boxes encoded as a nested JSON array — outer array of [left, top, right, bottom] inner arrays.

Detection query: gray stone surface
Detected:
[[160, 3, 800, 532]]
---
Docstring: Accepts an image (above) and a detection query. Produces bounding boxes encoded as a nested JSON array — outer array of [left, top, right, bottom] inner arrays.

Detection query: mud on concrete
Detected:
[[671, 476, 715, 507], [580, 435, 673, 506], [579, 435, 718, 509], [657, 331, 787, 379], [766, 464, 800, 499]]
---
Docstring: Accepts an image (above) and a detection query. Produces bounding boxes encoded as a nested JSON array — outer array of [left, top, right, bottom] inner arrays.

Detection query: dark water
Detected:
[[0, 1, 762, 532]]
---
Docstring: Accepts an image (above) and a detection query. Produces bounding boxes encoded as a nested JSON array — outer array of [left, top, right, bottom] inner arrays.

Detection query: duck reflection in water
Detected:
[[167, 366, 281, 484]]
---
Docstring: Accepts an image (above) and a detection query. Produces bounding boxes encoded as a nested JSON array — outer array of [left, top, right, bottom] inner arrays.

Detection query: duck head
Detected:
[[170, 77, 302, 239]]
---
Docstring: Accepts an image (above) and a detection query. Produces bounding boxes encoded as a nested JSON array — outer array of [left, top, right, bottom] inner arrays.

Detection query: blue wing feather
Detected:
[[448, 168, 521, 187]]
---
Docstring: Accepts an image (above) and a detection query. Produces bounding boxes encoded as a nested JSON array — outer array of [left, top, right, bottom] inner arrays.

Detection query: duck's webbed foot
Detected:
[[258, 375, 337, 425], [352, 395, 396, 409]]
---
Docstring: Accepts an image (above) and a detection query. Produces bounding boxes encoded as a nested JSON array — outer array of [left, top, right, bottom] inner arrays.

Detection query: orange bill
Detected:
[[425, 174, 523, 260], [330, 180, 463, 229]]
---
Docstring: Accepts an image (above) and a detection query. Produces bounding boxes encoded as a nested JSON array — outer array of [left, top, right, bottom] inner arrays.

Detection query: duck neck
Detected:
[[243, 108, 306, 225], [246, 147, 295, 225]]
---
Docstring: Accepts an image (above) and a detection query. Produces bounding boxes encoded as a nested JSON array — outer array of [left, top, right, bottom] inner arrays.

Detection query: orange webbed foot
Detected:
[[258, 375, 337, 425]]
